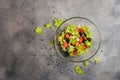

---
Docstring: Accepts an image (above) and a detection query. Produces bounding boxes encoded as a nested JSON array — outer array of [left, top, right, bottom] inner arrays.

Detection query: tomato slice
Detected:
[[62, 42, 68, 48], [75, 41, 80, 46], [82, 45, 87, 50], [76, 28, 83, 33], [65, 33, 70, 38]]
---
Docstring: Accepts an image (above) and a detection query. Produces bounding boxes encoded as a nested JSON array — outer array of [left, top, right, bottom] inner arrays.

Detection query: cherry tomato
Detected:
[[82, 45, 87, 50], [76, 28, 83, 33], [65, 33, 70, 38], [75, 41, 80, 46], [79, 37, 83, 43], [73, 50, 78, 55], [62, 42, 68, 48]]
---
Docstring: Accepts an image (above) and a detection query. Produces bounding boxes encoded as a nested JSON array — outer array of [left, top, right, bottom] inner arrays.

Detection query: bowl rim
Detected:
[[54, 17, 101, 63]]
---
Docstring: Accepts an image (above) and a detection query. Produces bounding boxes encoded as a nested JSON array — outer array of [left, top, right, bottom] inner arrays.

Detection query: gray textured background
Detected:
[[0, 0, 120, 80]]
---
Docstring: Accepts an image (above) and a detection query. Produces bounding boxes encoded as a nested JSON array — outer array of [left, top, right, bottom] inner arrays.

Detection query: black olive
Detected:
[[79, 33, 82, 36], [87, 38, 92, 41], [64, 52, 69, 57], [84, 33, 86, 36], [80, 32, 86, 37], [82, 40, 86, 43], [70, 43, 74, 46], [66, 38, 69, 43]]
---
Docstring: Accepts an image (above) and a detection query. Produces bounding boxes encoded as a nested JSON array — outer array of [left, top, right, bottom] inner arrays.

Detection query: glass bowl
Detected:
[[54, 17, 101, 62]]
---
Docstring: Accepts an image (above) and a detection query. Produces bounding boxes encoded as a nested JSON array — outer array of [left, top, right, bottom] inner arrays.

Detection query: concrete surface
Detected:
[[0, 0, 120, 80]]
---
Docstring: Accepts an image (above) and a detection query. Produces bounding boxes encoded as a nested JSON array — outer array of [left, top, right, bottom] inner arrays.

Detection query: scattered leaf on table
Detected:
[[44, 22, 52, 28], [49, 40, 54, 46], [53, 18, 63, 28], [74, 66, 83, 75], [83, 60, 89, 66], [34, 26, 43, 35], [94, 57, 99, 64]]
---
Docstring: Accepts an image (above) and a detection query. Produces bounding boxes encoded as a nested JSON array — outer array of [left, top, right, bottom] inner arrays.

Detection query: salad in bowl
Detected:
[[54, 17, 101, 62]]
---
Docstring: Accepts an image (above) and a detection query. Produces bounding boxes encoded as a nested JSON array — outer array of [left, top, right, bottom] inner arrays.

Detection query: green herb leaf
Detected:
[[85, 41, 92, 48], [67, 46, 74, 53], [69, 37, 76, 45], [58, 36, 63, 44]]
